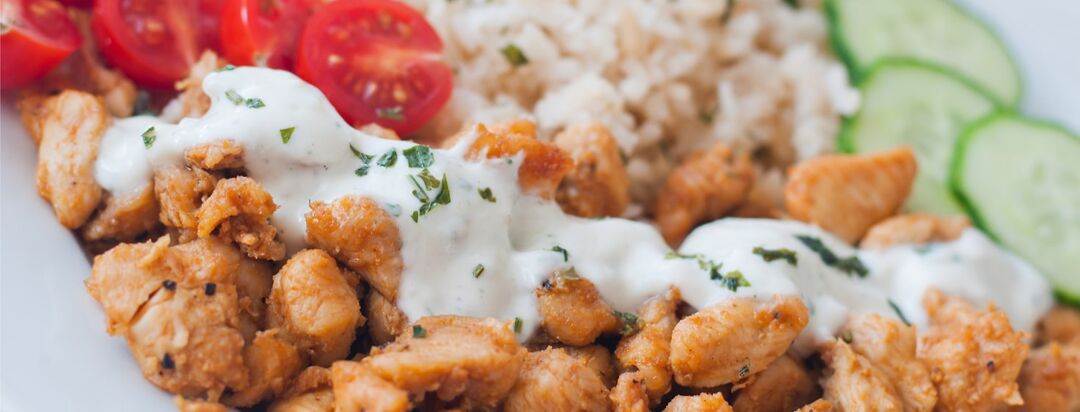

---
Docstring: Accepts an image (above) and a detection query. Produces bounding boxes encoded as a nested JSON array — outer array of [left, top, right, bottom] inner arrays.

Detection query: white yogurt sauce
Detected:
[[93, 67, 1054, 346]]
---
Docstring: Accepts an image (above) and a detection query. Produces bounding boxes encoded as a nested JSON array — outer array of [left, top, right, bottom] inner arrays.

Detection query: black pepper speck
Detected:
[[161, 354, 175, 369], [162, 279, 176, 290], [204, 283, 217, 296]]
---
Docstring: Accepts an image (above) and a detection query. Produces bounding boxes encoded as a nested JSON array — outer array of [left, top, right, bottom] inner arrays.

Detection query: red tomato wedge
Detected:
[[220, 0, 310, 70], [91, 0, 218, 88], [0, 0, 83, 89], [295, 0, 453, 136]]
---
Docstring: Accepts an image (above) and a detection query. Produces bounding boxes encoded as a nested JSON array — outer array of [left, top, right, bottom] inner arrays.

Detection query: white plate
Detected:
[[2, 2, 1078, 410]]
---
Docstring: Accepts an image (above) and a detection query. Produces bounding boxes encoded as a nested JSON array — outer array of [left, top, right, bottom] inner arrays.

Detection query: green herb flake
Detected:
[[385, 203, 402, 217], [354, 165, 370, 177], [245, 97, 266, 109], [513, 317, 523, 333], [888, 299, 911, 326], [141, 127, 157, 149], [225, 89, 244, 105], [473, 264, 485, 278], [500, 43, 529, 66], [713, 269, 751, 292], [782, 0, 798, 8], [550, 245, 569, 262], [376, 106, 405, 121], [216, 64, 236, 72], [796, 235, 868, 278], [613, 310, 642, 336], [752, 247, 798, 266], [377, 149, 398, 167], [280, 127, 296, 144], [412, 324, 427, 338], [840, 329, 854, 344], [409, 173, 451, 222], [478, 187, 496, 203], [350, 145, 374, 163], [403, 145, 434, 168]]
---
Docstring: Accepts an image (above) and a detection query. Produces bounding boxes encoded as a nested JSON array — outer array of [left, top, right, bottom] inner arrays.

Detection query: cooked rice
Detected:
[[407, 0, 859, 211]]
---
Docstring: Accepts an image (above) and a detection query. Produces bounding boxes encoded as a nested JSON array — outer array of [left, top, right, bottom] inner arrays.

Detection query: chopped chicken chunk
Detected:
[[656, 143, 754, 246], [306, 195, 404, 301]]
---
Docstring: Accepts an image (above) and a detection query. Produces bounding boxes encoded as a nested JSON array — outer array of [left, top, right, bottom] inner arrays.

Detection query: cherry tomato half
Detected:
[[220, 0, 310, 70], [91, 0, 218, 88], [295, 0, 453, 136], [0, 0, 83, 89]]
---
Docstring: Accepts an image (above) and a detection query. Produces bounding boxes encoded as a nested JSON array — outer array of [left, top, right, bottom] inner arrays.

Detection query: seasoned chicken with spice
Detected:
[[917, 288, 1028, 411], [820, 339, 903, 412], [536, 270, 620, 346], [463, 123, 573, 200], [1018, 341, 1080, 412], [785, 147, 917, 244], [615, 288, 680, 404], [860, 213, 970, 250], [656, 143, 754, 246], [609, 371, 650, 412], [732, 355, 818, 412], [35, 90, 109, 229], [81, 183, 161, 242], [663, 392, 734, 412], [268, 249, 364, 367], [360, 316, 525, 408], [670, 296, 809, 387], [196, 176, 286, 261], [503, 348, 611, 412], [184, 140, 245, 171], [553, 123, 631, 218], [306, 195, 404, 301], [843, 313, 936, 412]]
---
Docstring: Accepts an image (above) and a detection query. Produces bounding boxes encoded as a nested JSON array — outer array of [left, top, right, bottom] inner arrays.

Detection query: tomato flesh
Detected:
[[296, 0, 453, 136], [91, 0, 217, 88], [220, 0, 309, 69], [0, 0, 83, 88]]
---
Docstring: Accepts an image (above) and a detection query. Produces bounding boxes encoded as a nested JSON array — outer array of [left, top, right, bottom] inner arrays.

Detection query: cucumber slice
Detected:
[[839, 61, 998, 215], [826, 0, 1022, 106], [952, 114, 1080, 303]]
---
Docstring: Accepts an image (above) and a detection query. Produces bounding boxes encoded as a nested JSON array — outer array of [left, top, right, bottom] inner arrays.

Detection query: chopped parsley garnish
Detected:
[[782, 0, 798, 8], [354, 165, 370, 177], [280, 127, 295, 144], [216, 64, 236, 72], [478, 187, 496, 203], [409, 172, 451, 222], [473, 264, 485, 278], [415, 168, 440, 190], [713, 270, 751, 292], [224, 89, 265, 108], [350, 144, 374, 163], [666, 251, 749, 290], [613, 310, 642, 336], [513, 317, 523, 333], [888, 299, 911, 326], [377, 149, 398, 167], [412, 325, 427, 338], [403, 145, 434, 168], [795, 235, 868, 278], [141, 126, 157, 149], [752, 247, 798, 266], [500, 43, 529, 66], [376, 106, 405, 121], [225, 89, 244, 105], [550, 245, 569, 262], [204, 282, 217, 296]]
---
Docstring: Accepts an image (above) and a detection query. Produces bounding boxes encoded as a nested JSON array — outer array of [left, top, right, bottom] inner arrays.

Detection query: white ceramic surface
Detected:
[[1, 2, 1077, 410]]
